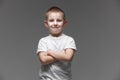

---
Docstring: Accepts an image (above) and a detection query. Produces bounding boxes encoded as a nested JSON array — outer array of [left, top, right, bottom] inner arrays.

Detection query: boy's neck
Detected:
[[50, 33, 63, 37]]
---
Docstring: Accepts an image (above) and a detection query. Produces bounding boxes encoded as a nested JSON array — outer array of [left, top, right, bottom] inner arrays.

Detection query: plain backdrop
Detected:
[[0, 0, 120, 80]]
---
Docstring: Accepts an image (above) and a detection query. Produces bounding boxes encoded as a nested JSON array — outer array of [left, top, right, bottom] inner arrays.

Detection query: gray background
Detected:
[[0, 0, 120, 80]]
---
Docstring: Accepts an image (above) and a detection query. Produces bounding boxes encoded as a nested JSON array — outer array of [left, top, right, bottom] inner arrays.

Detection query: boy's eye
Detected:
[[48, 19, 63, 22], [57, 19, 62, 22], [49, 19, 54, 22]]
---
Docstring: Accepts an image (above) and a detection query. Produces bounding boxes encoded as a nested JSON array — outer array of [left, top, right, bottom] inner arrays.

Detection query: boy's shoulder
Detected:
[[39, 35, 50, 41], [64, 34, 74, 40]]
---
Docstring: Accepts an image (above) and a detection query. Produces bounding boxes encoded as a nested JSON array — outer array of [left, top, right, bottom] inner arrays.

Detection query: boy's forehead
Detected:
[[47, 11, 64, 17]]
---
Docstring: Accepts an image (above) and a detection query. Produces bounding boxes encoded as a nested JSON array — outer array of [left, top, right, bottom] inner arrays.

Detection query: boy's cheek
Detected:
[[58, 22, 64, 25], [48, 22, 53, 26]]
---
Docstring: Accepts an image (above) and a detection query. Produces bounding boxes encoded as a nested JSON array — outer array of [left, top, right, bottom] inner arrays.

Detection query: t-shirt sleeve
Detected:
[[36, 38, 47, 55], [64, 37, 77, 51]]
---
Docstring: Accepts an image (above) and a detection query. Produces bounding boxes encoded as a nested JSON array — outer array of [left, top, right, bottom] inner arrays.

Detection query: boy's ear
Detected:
[[44, 20, 49, 28], [63, 20, 67, 27]]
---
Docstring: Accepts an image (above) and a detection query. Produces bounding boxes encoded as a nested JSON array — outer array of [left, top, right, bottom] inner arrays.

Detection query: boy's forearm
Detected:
[[47, 49, 74, 62], [42, 55, 56, 65], [39, 52, 57, 65]]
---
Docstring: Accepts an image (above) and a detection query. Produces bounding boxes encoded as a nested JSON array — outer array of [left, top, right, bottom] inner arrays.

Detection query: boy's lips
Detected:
[[52, 29, 58, 32], [50, 27, 61, 32]]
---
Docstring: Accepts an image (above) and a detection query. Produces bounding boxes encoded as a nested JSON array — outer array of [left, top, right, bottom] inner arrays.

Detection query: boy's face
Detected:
[[45, 12, 67, 37]]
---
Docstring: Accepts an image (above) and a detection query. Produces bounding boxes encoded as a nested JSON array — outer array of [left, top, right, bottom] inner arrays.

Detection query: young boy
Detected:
[[36, 6, 77, 80]]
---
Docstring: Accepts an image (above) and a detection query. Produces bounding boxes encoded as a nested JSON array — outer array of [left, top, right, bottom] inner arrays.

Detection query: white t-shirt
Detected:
[[37, 33, 77, 80]]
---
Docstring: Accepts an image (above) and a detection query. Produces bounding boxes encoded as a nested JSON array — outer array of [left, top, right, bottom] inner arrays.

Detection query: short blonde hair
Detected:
[[45, 6, 66, 20]]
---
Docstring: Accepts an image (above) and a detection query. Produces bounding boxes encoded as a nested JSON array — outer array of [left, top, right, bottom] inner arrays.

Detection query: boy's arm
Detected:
[[38, 51, 57, 65], [47, 48, 75, 62]]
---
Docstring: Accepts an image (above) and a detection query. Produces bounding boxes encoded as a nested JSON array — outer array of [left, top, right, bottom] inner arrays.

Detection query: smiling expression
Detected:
[[45, 12, 67, 37]]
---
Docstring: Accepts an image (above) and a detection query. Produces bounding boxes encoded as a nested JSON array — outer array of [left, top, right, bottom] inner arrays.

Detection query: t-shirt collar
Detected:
[[49, 33, 65, 39]]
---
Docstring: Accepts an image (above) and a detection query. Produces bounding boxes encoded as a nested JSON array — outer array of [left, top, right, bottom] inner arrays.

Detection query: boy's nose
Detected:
[[54, 21, 57, 25], [53, 21, 57, 26]]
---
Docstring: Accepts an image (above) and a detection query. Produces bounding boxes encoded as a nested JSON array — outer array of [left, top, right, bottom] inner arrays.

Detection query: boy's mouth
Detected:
[[51, 27, 61, 32]]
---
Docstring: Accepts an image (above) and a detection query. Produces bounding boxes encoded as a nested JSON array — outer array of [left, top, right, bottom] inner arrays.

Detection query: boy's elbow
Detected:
[[40, 59, 48, 65], [65, 56, 73, 62], [39, 56, 47, 65], [64, 48, 74, 62], [38, 52, 48, 65]]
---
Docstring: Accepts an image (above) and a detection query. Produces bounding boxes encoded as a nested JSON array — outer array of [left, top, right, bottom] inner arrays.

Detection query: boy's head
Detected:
[[45, 6, 66, 20], [44, 6, 67, 37]]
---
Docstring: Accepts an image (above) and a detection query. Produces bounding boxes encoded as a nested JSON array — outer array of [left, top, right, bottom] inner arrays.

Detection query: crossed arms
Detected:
[[38, 48, 75, 65]]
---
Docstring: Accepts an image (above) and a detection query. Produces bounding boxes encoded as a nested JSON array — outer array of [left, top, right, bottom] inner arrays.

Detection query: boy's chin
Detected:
[[51, 33, 62, 37]]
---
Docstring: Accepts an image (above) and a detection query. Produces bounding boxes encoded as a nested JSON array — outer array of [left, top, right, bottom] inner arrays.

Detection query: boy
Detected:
[[36, 6, 77, 80]]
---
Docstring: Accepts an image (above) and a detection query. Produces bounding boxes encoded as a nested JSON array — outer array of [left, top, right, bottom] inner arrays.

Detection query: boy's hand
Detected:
[[47, 49, 54, 56], [47, 49, 75, 62]]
